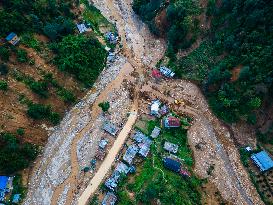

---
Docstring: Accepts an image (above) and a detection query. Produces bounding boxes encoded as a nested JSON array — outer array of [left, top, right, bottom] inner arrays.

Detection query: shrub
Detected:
[[48, 112, 61, 125], [57, 88, 76, 103], [16, 49, 29, 63], [98, 101, 110, 112], [16, 128, 25, 136], [28, 80, 49, 98], [27, 103, 51, 120], [0, 64, 9, 75], [0, 47, 10, 62], [0, 80, 8, 91]]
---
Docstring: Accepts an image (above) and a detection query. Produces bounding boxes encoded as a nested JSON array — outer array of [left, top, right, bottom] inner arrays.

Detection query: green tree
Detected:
[[0, 80, 8, 91], [98, 101, 110, 112], [16, 49, 29, 63]]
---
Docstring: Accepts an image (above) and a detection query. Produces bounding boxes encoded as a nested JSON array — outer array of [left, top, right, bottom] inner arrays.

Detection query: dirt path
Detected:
[[78, 101, 138, 204]]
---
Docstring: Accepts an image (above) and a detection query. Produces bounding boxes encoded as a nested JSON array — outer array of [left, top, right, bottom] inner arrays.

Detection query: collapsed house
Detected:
[[163, 141, 179, 154], [251, 150, 273, 172], [99, 138, 109, 150], [123, 145, 139, 165], [105, 32, 118, 44], [95, 149, 106, 161], [103, 121, 118, 136], [151, 126, 161, 139], [102, 192, 117, 205]]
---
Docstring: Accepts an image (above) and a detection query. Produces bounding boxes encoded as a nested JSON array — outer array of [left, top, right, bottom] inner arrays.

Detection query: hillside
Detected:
[[0, 0, 112, 176], [133, 0, 273, 145]]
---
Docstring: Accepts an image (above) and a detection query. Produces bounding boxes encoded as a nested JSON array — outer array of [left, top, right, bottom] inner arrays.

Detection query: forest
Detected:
[[133, 0, 273, 139], [0, 0, 107, 175]]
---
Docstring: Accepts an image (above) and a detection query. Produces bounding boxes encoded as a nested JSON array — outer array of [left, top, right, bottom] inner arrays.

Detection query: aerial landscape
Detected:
[[0, 0, 272, 205]]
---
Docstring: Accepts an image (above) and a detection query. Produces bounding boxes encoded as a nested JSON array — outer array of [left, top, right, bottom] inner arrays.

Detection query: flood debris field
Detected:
[[24, 0, 263, 205]]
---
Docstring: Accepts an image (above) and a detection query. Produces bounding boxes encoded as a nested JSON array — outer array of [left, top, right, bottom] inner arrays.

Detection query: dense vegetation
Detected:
[[0, 132, 39, 174], [134, 0, 273, 127]]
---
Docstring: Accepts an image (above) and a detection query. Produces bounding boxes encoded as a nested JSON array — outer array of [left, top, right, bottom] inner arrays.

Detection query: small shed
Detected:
[[163, 117, 181, 128], [76, 23, 88, 33], [151, 126, 161, 139], [163, 142, 179, 154], [159, 66, 175, 78], [251, 151, 273, 172], [103, 122, 118, 136], [5, 32, 20, 45], [150, 100, 161, 116], [102, 192, 117, 205], [123, 145, 138, 165], [163, 157, 181, 173]]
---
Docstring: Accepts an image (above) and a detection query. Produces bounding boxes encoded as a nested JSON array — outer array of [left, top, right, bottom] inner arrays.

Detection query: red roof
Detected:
[[167, 117, 181, 127], [152, 69, 162, 78]]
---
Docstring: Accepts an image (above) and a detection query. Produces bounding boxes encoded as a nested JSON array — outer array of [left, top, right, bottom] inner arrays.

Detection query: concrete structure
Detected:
[[150, 100, 161, 116], [251, 151, 273, 172], [151, 126, 161, 139], [163, 141, 179, 154], [5, 33, 20, 45]]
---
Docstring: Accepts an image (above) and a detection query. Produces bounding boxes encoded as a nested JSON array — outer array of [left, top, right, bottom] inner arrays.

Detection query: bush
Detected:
[[27, 103, 51, 120], [16, 49, 29, 63], [28, 80, 49, 98], [98, 101, 110, 112], [16, 128, 25, 136], [0, 47, 10, 62], [48, 112, 61, 125], [0, 64, 9, 75], [0, 80, 8, 91], [57, 88, 76, 103]]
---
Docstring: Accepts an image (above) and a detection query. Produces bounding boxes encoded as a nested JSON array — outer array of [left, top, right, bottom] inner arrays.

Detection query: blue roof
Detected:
[[251, 151, 273, 172], [0, 176, 8, 190], [12, 194, 21, 203], [163, 158, 181, 173], [5, 32, 17, 41]]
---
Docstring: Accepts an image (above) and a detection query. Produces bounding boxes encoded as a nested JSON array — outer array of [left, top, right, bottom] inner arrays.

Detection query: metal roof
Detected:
[[0, 176, 8, 190], [251, 151, 273, 172], [5, 32, 16, 41], [76, 23, 88, 33], [102, 192, 117, 205], [163, 158, 181, 173], [151, 126, 161, 138], [123, 145, 138, 165], [163, 142, 179, 153]]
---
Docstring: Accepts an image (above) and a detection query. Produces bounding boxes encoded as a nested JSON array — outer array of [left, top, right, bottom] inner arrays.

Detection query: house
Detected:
[[152, 69, 162, 79], [115, 162, 130, 175], [150, 100, 161, 116], [12, 194, 21, 204], [159, 66, 175, 78], [103, 121, 118, 136], [163, 142, 179, 154], [163, 116, 181, 128], [105, 32, 118, 44], [105, 171, 120, 191], [107, 52, 115, 62], [5, 33, 20, 45], [132, 131, 152, 157], [123, 145, 138, 165], [151, 126, 161, 139], [102, 192, 117, 205], [0, 176, 13, 202], [163, 157, 181, 173], [76, 23, 88, 33], [99, 138, 109, 150], [251, 151, 273, 172], [95, 149, 106, 160]]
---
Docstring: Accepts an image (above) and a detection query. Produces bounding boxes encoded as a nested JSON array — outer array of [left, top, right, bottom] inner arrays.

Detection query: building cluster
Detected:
[[151, 66, 175, 80]]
